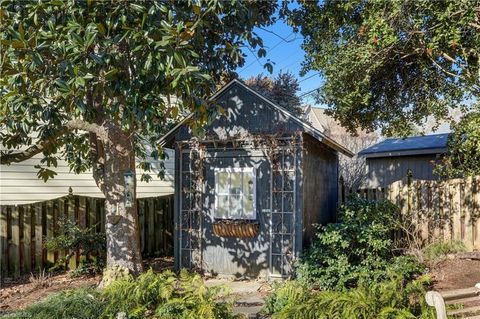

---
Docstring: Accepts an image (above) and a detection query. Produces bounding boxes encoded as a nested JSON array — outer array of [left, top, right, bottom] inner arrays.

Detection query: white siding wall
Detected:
[[0, 148, 174, 205]]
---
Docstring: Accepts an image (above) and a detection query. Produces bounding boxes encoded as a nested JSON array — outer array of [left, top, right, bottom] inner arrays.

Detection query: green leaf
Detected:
[[75, 77, 85, 87]]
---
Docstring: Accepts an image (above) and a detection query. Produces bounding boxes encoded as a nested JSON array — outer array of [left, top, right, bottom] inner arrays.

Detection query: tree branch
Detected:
[[1, 119, 104, 165]]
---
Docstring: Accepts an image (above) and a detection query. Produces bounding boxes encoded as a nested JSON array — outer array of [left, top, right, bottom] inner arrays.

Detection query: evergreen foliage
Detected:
[[44, 218, 106, 274], [244, 71, 302, 114], [297, 196, 425, 290], [282, 1, 480, 137]]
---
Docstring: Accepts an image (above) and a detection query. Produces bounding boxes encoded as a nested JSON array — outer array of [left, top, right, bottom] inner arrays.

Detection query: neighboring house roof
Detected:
[[358, 133, 449, 158], [159, 79, 354, 157], [306, 106, 332, 133]]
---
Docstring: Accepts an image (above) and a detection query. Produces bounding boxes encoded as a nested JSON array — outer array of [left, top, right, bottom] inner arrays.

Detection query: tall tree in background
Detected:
[[282, 0, 480, 136], [1, 0, 276, 275], [245, 71, 303, 114]]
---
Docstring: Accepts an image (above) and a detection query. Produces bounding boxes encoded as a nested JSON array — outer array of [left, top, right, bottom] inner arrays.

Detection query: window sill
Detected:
[[212, 220, 259, 238]]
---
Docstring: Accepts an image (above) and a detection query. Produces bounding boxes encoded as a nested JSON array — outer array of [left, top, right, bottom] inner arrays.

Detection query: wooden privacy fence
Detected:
[[0, 194, 174, 278], [340, 176, 480, 250]]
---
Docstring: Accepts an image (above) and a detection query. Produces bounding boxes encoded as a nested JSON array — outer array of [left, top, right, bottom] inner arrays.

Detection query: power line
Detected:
[[298, 72, 321, 83], [238, 31, 296, 75], [299, 87, 320, 99]]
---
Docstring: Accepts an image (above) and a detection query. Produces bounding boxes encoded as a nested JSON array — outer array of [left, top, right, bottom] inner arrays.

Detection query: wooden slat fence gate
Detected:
[[0, 194, 174, 279], [339, 176, 480, 251]]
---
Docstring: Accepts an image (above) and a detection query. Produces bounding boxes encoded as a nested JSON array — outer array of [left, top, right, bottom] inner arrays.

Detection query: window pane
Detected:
[[230, 195, 242, 218], [243, 195, 254, 218], [216, 195, 229, 218], [216, 171, 229, 194], [230, 172, 243, 195], [243, 171, 254, 195]]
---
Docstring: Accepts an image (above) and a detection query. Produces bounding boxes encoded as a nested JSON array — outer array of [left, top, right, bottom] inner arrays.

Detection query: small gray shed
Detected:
[[359, 133, 449, 188], [160, 79, 352, 279]]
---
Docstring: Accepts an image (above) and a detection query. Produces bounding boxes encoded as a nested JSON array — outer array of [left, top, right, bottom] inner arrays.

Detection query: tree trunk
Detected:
[[98, 121, 143, 275]]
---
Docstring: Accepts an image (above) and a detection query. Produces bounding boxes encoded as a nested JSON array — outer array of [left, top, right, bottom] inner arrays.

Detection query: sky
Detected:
[[234, 18, 323, 107]]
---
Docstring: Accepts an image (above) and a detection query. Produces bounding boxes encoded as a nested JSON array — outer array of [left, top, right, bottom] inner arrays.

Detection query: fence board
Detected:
[[9, 206, 20, 277], [34, 202, 43, 271], [340, 175, 480, 251], [0, 194, 174, 278], [23, 205, 32, 273], [0, 206, 8, 277]]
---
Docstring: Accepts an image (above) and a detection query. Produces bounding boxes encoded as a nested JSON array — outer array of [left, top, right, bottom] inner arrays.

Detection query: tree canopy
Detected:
[[282, 0, 480, 136], [0, 0, 277, 274], [1, 0, 276, 177], [244, 71, 302, 114]]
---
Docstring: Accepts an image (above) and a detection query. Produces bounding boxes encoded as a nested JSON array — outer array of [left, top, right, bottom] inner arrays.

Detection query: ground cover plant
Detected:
[[264, 276, 436, 319], [8, 269, 241, 319], [422, 240, 467, 265]]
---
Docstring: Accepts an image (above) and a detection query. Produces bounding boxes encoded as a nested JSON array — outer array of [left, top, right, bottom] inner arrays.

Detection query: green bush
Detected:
[[422, 240, 466, 264], [264, 276, 436, 319], [297, 196, 425, 290], [44, 218, 106, 274]]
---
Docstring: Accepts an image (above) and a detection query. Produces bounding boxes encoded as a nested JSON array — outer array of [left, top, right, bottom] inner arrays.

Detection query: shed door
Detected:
[[201, 153, 271, 278]]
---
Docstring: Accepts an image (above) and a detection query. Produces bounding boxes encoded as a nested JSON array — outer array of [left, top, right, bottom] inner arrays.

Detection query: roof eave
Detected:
[[360, 147, 447, 158]]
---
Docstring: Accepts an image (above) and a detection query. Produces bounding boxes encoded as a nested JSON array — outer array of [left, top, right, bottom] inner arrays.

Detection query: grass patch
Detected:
[[423, 240, 466, 264]]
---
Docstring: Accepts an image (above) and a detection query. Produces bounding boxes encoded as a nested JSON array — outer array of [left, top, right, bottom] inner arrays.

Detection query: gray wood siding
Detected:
[[365, 154, 441, 188], [174, 83, 304, 142], [302, 134, 338, 247]]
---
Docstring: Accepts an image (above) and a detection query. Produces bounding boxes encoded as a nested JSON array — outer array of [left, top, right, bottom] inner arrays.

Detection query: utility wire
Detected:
[[299, 87, 321, 98], [298, 72, 320, 83], [238, 31, 297, 75]]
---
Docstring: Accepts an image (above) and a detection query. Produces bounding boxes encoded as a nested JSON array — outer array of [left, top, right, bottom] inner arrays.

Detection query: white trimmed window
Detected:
[[214, 167, 256, 219]]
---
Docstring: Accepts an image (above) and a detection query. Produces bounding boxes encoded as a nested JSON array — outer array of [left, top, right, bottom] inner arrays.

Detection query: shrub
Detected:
[[19, 288, 106, 319], [422, 240, 466, 264], [102, 269, 241, 319], [44, 218, 106, 274], [264, 276, 436, 319], [297, 196, 425, 290]]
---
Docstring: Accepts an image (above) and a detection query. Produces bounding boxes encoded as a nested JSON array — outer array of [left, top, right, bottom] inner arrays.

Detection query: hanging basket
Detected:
[[213, 220, 259, 238]]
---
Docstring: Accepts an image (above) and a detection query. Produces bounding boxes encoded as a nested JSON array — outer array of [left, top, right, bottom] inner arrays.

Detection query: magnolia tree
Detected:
[[0, 0, 276, 274]]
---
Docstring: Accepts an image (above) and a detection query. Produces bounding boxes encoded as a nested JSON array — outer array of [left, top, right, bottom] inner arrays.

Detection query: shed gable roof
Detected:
[[159, 79, 353, 157], [359, 133, 449, 158]]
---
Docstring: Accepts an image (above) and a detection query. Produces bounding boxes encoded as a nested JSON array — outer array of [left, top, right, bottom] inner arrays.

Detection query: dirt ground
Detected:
[[0, 272, 102, 314], [429, 258, 480, 291], [1, 256, 479, 315]]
